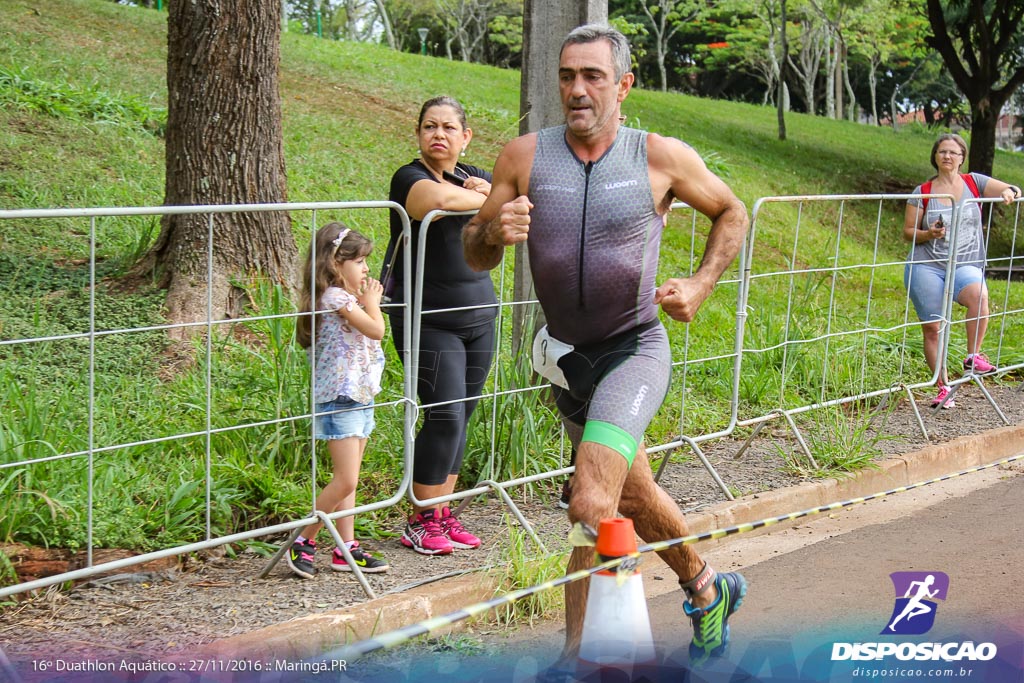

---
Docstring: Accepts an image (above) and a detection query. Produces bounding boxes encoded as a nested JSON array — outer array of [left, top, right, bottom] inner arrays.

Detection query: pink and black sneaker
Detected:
[[286, 538, 317, 579], [439, 507, 481, 549], [931, 384, 955, 409], [401, 510, 453, 555], [331, 541, 389, 573], [963, 353, 996, 375]]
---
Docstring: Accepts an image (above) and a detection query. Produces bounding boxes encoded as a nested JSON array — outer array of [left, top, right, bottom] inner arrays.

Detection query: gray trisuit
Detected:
[[527, 125, 672, 463]]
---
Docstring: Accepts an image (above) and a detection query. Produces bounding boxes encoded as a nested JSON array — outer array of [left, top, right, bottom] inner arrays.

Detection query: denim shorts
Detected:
[[904, 264, 984, 323], [314, 396, 375, 440]]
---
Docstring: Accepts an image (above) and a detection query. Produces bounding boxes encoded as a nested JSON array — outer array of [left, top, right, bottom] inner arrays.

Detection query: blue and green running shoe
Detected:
[[684, 571, 747, 665]]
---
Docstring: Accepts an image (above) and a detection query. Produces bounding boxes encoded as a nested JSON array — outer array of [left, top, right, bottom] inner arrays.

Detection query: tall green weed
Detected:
[[463, 330, 564, 494], [0, 65, 165, 134]]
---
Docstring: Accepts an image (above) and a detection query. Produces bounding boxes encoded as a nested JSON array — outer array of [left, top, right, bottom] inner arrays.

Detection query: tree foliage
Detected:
[[637, 0, 704, 92], [925, 0, 1024, 175], [122, 0, 1024, 155], [845, 0, 927, 125]]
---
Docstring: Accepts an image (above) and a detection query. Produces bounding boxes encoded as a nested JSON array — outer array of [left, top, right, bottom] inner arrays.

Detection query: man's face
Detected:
[[558, 40, 632, 140]]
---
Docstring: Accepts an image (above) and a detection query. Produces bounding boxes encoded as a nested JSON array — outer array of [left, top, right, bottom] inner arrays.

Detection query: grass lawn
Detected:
[[2, 0, 1024, 561]]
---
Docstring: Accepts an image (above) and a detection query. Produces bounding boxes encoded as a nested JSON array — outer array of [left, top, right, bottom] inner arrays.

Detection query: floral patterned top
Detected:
[[310, 287, 384, 405]]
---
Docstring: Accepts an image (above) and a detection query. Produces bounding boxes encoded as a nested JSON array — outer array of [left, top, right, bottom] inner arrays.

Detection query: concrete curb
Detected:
[[200, 424, 1024, 661], [200, 572, 502, 661], [689, 423, 1024, 541]]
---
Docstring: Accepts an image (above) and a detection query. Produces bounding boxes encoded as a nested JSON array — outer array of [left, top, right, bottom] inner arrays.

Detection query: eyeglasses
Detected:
[[936, 150, 963, 158]]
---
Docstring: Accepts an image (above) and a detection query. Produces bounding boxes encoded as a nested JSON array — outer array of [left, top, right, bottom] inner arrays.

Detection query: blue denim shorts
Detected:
[[904, 264, 984, 323], [314, 396, 375, 440]]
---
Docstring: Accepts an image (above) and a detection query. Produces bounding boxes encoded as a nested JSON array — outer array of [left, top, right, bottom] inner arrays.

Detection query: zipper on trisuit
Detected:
[[578, 161, 594, 308]]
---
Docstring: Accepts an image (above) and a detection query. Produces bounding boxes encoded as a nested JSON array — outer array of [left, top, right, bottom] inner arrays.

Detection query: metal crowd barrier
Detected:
[[938, 195, 1024, 419], [733, 193, 946, 461], [734, 193, 1023, 462], [648, 203, 747, 497], [0, 201, 416, 600], [2, 194, 1022, 601]]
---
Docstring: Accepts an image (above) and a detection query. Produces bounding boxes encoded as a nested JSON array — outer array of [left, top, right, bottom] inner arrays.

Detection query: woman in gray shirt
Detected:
[[903, 133, 1021, 408]]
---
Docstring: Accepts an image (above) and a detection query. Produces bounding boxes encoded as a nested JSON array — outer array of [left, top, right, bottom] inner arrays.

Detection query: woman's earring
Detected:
[[461, 147, 467, 157]]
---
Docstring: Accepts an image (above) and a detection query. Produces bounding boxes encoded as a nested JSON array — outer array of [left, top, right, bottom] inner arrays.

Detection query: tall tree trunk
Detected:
[[824, 29, 835, 118], [777, 0, 787, 140], [890, 88, 899, 130], [370, 0, 396, 48], [639, 0, 672, 93], [151, 0, 296, 336], [968, 96, 1003, 176], [833, 40, 843, 119], [788, 18, 822, 114], [517, 0, 606, 354], [842, 43, 856, 121], [868, 61, 878, 125], [657, 43, 668, 92]]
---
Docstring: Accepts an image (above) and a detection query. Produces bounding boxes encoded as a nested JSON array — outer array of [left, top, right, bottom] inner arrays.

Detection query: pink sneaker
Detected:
[[931, 385, 955, 409], [963, 353, 996, 374], [439, 507, 481, 549], [400, 510, 453, 555]]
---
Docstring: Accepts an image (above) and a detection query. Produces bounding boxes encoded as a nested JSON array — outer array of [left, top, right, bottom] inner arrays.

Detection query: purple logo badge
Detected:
[[881, 571, 949, 635]]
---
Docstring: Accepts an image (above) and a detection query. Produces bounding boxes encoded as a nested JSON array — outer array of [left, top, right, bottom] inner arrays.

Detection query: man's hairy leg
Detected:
[[619, 445, 718, 609], [562, 440, 629, 658]]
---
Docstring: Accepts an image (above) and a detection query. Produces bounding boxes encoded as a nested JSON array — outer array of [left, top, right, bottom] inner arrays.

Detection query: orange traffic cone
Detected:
[[577, 518, 656, 681]]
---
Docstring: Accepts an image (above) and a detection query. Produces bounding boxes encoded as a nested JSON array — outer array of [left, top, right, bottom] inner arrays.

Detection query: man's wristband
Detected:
[[1010, 185, 1021, 199]]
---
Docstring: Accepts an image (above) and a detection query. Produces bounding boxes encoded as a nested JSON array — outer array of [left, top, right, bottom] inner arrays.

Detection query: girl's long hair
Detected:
[[296, 222, 373, 349]]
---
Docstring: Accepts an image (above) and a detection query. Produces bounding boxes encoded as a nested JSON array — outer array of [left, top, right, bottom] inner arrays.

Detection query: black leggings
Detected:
[[390, 318, 496, 486]]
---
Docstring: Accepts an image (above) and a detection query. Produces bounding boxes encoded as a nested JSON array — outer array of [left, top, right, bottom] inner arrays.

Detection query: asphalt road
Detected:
[[639, 466, 1024, 682], [347, 462, 1023, 683], [293, 463, 1023, 683]]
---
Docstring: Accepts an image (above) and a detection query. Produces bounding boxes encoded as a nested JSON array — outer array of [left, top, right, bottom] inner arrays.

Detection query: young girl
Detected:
[[288, 222, 388, 578]]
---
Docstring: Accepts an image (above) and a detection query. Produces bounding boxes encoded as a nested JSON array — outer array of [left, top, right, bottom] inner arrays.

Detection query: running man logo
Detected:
[[881, 571, 949, 635]]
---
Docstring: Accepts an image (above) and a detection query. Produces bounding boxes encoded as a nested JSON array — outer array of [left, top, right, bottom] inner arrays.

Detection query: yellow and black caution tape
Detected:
[[329, 454, 1022, 661], [330, 551, 633, 661], [635, 453, 1022, 556]]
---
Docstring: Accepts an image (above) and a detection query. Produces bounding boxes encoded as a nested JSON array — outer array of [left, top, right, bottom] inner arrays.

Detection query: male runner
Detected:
[[463, 24, 750, 667]]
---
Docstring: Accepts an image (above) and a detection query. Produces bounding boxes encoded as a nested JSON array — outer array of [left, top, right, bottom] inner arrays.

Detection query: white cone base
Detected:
[[578, 572, 656, 666]]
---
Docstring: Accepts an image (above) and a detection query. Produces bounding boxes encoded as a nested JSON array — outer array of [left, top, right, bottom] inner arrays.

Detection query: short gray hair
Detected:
[[560, 24, 632, 81]]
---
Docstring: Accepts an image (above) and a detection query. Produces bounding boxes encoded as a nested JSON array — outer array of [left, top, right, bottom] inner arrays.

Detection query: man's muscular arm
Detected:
[[463, 135, 535, 272], [650, 134, 749, 322], [463, 214, 505, 272]]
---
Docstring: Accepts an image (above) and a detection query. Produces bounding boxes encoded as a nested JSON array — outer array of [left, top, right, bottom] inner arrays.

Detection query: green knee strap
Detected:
[[581, 421, 637, 466]]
